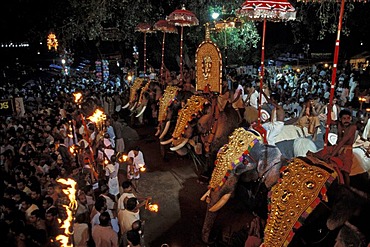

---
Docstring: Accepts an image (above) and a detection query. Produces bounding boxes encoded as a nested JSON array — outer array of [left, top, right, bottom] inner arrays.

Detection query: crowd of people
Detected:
[[0, 71, 152, 247], [0, 61, 369, 247]]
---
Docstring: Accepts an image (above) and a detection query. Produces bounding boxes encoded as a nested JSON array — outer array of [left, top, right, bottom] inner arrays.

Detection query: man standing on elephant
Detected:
[[310, 109, 357, 186]]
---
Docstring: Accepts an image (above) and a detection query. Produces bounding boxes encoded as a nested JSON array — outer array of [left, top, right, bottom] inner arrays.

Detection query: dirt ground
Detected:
[[118, 125, 254, 247]]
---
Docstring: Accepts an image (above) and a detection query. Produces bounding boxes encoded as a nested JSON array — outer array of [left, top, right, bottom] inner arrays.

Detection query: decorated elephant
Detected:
[[200, 128, 283, 243], [134, 80, 163, 120], [156, 86, 193, 158], [122, 77, 146, 112], [201, 127, 370, 246], [168, 94, 240, 157]]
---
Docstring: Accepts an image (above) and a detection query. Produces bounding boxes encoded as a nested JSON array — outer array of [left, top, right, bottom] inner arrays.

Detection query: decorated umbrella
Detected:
[[237, 0, 296, 134], [167, 5, 199, 84], [153, 20, 178, 86], [295, 0, 367, 151], [135, 23, 156, 76]]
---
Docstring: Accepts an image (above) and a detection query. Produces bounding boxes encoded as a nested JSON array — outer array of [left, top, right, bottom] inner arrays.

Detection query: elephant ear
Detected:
[[158, 86, 180, 122], [208, 128, 261, 191], [172, 95, 209, 139]]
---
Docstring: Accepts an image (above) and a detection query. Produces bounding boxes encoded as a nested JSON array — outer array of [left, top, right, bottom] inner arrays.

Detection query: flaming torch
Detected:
[[73, 92, 83, 105], [87, 108, 107, 132], [55, 178, 77, 247], [145, 198, 159, 213]]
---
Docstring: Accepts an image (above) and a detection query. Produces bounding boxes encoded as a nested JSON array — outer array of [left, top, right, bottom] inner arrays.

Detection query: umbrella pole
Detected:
[[258, 18, 266, 125], [144, 32, 147, 77], [180, 26, 184, 85], [324, 0, 346, 151], [161, 32, 166, 87]]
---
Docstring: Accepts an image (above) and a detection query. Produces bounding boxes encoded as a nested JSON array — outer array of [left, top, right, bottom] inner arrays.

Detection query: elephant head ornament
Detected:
[[201, 128, 283, 243]]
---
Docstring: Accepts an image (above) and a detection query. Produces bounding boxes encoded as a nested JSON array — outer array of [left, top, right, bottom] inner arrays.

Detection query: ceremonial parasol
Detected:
[[167, 5, 199, 84], [154, 20, 178, 86], [295, 0, 367, 150], [135, 23, 156, 76], [237, 0, 296, 129]]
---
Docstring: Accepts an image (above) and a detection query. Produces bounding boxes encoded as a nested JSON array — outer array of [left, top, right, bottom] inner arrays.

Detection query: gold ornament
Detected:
[[263, 158, 335, 247], [172, 95, 209, 139], [158, 86, 180, 122], [209, 128, 260, 190], [129, 78, 145, 103]]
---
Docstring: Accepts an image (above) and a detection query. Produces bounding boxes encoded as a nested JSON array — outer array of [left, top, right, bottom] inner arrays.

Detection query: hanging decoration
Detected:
[[47, 33, 58, 51]]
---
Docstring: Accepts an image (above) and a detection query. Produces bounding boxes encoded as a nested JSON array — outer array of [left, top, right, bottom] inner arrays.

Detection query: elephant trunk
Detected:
[[202, 209, 218, 243], [201, 176, 238, 244], [155, 124, 161, 136]]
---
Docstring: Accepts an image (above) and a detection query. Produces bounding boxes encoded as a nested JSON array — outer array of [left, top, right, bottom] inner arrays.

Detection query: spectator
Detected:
[[73, 213, 90, 247], [296, 96, 321, 141], [92, 212, 118, 247], [127, 146, 146, 193]]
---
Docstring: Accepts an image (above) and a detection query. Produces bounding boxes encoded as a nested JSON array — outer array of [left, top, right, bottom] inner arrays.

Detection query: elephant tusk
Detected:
[[122, 102, 130, 109], [129, 102, 137, 111], [135, 105, 146, 118], [170, 138, 189, 151], [209, 193, 231, 212], [158, 121, 170, 139], [160, 138, 173, 145], [200, 189, 211, 202], [155, 126, 161, 136]]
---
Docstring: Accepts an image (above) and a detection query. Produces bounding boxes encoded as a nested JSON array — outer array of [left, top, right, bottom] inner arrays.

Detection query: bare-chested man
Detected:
[[311, 109, 357, 185]]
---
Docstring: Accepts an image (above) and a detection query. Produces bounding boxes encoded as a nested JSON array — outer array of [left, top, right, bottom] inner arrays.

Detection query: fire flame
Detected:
[[87, 109, 106, 124], [56, 178, 77, 247], [119, 154, 128, 162], [138, 164, 146, 172], [148, 203, 159, 212], [68, 145, 77, 155], [73, 92, 83, 104]]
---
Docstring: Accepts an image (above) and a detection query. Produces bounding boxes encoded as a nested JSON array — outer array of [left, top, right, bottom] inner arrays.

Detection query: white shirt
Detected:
[[128, 150, 145, 167]]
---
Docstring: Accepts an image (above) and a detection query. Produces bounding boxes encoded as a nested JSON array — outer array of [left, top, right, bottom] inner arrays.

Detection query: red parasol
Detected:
[[154, 20, 178, 86], [237, 0, 296, 141], [167, 5, 199, 85], [135, 23, 156, 76], [296, 0, 367, 151]]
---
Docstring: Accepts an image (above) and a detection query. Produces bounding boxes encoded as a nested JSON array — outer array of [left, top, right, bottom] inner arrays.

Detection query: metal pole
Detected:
[[160, 32, 166, 86], [144, 32, 147, 77], [180, 26, 184, 85], [224, 30, 228, 67], [324, 0, 346, 151], [258, 18, 266, 125]]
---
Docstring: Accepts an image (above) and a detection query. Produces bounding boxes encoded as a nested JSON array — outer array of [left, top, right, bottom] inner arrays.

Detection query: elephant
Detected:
[[168, 94, 240, 157], [200, 127, 370, 246], [163, 93, 241, 177], [134, 80, 163, 120], [156, 86, 193, 158], [200, 128, 283, 243], [122, 77, 146, 112]]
